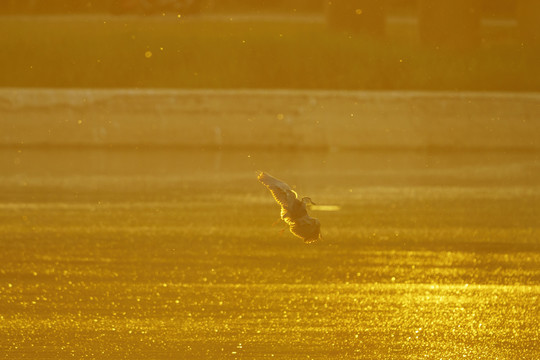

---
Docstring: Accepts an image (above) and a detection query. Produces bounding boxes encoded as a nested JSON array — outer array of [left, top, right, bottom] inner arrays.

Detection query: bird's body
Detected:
[[258, 171, 321, 243]]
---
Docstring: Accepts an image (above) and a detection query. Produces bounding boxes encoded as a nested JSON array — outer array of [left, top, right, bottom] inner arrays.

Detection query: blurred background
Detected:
[[0, 0, 539, 90], [2, 0, 540, 150]]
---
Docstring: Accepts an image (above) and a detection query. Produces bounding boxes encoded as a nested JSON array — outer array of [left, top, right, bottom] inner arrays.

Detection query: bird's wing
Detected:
[[258, 172, 298, 210], [289, 215, 321, 243]]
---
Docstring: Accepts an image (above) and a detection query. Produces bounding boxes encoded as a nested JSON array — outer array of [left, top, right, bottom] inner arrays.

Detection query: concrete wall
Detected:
[[1, 88, 539, 150]]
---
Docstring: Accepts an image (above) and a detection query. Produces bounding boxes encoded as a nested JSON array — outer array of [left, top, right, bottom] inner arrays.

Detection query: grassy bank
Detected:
[[1, 16, 539, 90]]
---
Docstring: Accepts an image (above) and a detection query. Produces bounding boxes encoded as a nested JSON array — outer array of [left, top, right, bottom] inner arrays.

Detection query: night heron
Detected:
[[258, 171, 322, 244]]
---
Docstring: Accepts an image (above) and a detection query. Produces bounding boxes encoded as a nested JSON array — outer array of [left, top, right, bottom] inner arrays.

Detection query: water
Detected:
[[0, 148, 538, 359]]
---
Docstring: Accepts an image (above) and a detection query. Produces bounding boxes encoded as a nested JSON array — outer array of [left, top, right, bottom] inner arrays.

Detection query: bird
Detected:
[[257, 171, 322, 244]]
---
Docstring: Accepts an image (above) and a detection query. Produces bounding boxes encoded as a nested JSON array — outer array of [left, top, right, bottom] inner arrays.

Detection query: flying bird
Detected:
[[258, 171, 322, 244]]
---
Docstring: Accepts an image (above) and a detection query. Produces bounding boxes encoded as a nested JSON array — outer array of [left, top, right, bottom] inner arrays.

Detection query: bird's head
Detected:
[[301, 197, 316, 205]]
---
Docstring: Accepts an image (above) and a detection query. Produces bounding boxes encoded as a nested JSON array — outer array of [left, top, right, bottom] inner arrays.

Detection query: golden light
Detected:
[[0, 1, 538, 359], [311, 205, 341, 212]]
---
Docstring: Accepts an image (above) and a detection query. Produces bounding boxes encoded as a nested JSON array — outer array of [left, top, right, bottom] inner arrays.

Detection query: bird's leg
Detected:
[[271, 218, 282, 227]]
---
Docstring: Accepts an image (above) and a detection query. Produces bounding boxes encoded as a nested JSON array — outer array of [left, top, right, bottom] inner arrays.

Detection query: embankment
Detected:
[[1, 89, 539, 151]]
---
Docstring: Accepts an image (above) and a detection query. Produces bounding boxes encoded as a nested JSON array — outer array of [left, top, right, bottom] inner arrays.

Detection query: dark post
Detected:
[[517, 0, 540, 46], [326, 0, 386, 36], [0, 0, 21, 14], [418, 0, 482, 51]]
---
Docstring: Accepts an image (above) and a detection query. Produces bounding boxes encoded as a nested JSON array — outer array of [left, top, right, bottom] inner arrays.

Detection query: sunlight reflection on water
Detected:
[[0, 148, 538, 359]]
